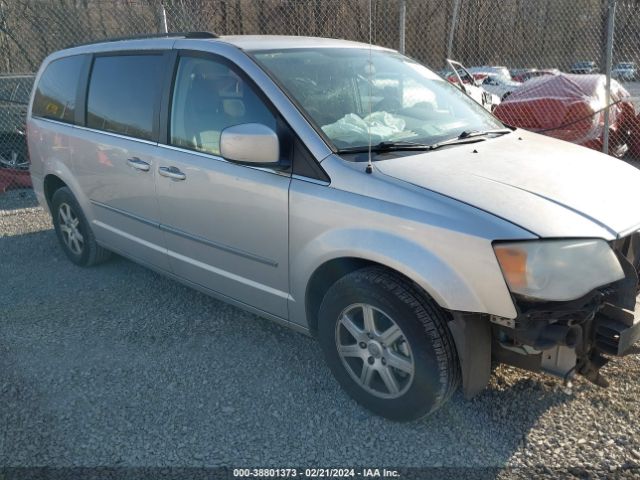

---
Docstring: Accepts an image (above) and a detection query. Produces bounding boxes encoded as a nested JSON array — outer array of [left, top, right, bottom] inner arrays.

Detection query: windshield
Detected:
[[252, 48, 503, 150]]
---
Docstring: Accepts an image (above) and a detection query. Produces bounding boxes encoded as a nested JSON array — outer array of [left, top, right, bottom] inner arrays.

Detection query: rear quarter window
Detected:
[[32, 55, 85, 123]]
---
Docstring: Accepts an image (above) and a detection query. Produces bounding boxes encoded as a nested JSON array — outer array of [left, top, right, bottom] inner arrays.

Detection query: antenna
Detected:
[[365, 0, 374, 174]]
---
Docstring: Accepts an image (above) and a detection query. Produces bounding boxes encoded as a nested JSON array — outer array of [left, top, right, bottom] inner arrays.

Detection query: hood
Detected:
[[374, 130, 640, 240]]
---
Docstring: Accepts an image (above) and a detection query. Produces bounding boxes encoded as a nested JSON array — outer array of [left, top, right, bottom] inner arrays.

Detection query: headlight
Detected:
[[493, 239, 624, 301]]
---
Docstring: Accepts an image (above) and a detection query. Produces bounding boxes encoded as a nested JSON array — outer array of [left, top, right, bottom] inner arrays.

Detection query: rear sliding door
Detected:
[[72, 51, 171, 270]]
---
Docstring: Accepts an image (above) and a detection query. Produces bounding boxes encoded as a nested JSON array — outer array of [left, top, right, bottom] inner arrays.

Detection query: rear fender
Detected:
[[42, 157, 91, 218]]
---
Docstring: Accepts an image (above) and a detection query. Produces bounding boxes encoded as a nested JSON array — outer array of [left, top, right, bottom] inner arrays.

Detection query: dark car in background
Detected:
[[570, 61, 599, 74], [0, 74, 34, 191], [612, 62, 637, 81]]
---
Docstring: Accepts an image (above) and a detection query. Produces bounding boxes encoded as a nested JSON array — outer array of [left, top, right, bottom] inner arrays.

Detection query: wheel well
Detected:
[[43, 174, 67, 209], [305, 258, 422, 335]]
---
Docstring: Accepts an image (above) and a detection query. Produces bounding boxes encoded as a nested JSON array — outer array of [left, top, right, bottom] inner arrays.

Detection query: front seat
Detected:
[[183, 70, 227, 155]]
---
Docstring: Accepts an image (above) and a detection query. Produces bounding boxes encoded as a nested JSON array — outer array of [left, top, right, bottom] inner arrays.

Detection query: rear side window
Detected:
[[87, 54, 164, 141], [32, 55, 85, 123]]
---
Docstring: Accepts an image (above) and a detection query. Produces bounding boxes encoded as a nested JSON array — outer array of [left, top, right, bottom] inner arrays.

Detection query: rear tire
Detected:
[[51, 187, 111, 267], [318, 267, 460, 421]]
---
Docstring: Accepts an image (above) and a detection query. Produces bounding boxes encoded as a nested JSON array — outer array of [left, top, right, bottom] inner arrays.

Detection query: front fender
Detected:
[[292, 227, 484, 313], [287, 163, 532, 329], [289, 226, 518, 330]]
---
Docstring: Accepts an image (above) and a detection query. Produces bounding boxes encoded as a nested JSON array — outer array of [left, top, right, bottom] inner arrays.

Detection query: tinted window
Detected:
[[32, 56, 84, 123], [87, 55, 164, 141], [170, 56, 276, 156]]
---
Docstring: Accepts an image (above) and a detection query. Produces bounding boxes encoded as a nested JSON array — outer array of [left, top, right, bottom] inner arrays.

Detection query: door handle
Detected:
[[159, 166, 186, 181], [127, 157, 150, 172]]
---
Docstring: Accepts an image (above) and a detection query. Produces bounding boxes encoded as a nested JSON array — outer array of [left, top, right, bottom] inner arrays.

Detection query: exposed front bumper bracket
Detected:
[[594, 297, 640, 356]]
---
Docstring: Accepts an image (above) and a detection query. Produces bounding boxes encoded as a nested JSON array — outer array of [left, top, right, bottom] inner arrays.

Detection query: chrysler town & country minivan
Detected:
[[28, 33, 640, 420]]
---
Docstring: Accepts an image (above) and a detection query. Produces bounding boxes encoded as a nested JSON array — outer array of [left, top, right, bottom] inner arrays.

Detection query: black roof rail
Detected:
[[67, 31, 218, 49]]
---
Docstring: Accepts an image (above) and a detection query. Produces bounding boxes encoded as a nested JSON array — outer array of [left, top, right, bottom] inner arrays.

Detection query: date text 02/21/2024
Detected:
[[232, 468, 401, 478]]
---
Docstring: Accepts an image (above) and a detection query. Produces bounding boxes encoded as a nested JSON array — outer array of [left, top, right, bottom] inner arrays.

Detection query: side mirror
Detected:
[[220, 123, 280, 166]]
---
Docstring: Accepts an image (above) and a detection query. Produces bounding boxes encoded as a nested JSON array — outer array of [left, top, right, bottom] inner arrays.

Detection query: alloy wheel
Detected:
[[58, 202, 84, 255], [335, 303, 415, 399]]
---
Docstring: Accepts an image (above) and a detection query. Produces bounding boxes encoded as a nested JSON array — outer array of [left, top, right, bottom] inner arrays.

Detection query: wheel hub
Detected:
[[367, 340, 383, 358]]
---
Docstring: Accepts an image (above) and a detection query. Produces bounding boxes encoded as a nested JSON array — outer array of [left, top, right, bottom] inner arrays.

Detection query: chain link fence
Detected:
[[0, 0, 639, 202]]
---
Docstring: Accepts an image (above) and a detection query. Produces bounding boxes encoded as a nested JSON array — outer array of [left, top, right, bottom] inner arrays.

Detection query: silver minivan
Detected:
[[28, 33, 640, 421]]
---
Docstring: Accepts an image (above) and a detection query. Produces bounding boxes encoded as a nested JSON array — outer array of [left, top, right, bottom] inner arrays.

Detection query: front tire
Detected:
[[51, 187, 111, 267], [318, 267, 460, 421]]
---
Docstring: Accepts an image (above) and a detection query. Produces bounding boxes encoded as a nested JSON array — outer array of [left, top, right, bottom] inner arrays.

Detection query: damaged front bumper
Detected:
[[594, 300, 640, 357], [452, 231, 640, 398], [492, 232, 640, 387]]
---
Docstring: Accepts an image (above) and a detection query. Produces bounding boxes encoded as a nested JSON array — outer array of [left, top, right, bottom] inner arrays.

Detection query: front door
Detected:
[[155, 52, 291, 318]]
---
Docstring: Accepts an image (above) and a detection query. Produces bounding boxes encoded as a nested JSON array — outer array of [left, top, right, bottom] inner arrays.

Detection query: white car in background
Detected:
[[469, 65, 513, 81], [473, 72, 523, 100], [443, 59, 500, 111]]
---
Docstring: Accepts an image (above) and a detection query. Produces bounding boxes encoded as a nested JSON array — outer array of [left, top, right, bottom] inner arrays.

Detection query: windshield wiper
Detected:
[[459, 128, 513, 139], [427, 128, 512, 150], [337, 129, 512, 154], [338, 140, 432, 154]]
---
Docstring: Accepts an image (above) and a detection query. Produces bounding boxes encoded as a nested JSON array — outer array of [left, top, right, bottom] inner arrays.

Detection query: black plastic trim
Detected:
[[158, 49, 178, 145], [292, 137, 330, 183], [74, 54, 92, 126]]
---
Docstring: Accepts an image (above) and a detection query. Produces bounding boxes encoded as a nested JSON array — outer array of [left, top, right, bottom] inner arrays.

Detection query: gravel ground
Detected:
[[0, 188, 39, 211], [1, 206, 639, 479]]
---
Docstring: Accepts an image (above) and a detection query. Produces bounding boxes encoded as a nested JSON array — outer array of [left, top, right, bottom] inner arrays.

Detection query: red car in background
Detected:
[[0, 74, 33, 193], [0, 123, 30, 192], [493, 73, 636, 157], [628, 112, 640, 158]]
